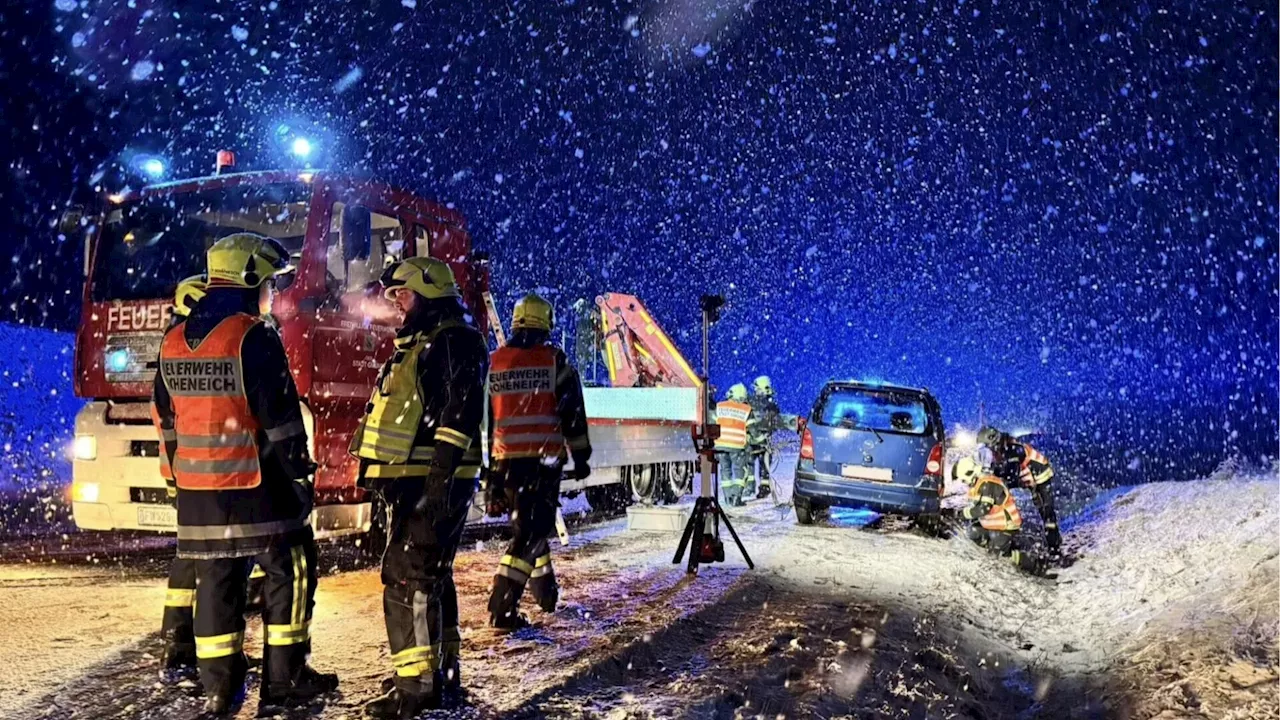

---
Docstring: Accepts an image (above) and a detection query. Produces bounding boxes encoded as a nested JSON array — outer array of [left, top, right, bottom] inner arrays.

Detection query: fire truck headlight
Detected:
[[105, 348, 132, 374], [291, 137, 313, 158], [73, 435, 98, 461], [71, 480, 100, 503]]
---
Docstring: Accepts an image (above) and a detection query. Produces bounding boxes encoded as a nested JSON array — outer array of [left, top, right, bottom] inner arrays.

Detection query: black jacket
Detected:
[[152, 288, 314, 559], [359, 298, 489, 488]]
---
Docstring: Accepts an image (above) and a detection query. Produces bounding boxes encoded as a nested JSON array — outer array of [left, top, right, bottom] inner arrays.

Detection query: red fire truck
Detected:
[[68, 168, 699, 536]]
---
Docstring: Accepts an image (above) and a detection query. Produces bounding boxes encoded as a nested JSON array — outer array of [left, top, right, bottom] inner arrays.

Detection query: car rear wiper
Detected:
[[868, 425, 884, 443]]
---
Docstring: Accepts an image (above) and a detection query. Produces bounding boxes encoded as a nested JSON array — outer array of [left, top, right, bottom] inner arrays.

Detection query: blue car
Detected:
[[793, 381, 945, 529]]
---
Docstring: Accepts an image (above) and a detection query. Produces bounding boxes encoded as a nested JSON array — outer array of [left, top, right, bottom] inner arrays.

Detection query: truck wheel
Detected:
[[795, 502, 816, 525], [629, 464, 659, 504], [665, 461, 694, 502]]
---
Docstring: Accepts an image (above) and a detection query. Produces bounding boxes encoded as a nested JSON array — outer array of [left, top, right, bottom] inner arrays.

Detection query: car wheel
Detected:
[[795, 502, 816, 525], [915, 513, 943, 537]]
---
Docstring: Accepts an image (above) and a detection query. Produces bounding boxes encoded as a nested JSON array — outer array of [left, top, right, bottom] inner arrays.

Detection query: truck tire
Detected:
[[664, 461, 695, 503], [628, 464, 659, 505]]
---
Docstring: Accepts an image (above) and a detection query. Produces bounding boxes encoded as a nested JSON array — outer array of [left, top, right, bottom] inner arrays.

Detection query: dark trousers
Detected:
[[748, 445, 772, 485], [378, 476, 474, 696], [1030, 481, 1062, 552], [968, 525, 1043, 575], [192, 533, 318, 700], [162, 558, 197, 664], [488, 461, 560, 623]]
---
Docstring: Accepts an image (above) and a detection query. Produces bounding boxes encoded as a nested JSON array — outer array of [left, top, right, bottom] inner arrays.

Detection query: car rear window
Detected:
[[814, 387, 932, 435]]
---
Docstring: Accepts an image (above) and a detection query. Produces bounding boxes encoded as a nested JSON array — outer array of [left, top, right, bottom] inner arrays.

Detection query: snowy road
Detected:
[[0, 460, 1275, 719]]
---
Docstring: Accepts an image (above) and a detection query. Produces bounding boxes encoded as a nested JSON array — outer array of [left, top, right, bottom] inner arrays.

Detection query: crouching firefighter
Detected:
[[353, 257, 488, 718], [151, 234, 337, 715], [977, 426, 1062, 558], [487, 293, 591, 630], [952, 458, 1047, 576]]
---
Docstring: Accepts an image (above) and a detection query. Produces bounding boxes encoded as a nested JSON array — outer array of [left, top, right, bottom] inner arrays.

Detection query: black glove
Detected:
[[569, 459, 591, 481], [414, 471, 452, 517]]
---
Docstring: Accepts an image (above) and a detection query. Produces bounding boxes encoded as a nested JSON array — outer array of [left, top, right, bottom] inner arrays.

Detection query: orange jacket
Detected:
[[490, 345, 564, 460], [158, 314, 262, 490], [714, 400, 751, 450], [966, 475, 1023, 532]]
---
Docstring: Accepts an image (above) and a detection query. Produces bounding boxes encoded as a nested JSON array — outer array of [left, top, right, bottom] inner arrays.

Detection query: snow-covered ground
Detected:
[[0, 457, 1274, 719]]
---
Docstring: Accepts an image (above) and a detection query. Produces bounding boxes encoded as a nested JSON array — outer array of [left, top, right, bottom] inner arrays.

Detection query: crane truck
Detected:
[[67, 165, 701, 537]]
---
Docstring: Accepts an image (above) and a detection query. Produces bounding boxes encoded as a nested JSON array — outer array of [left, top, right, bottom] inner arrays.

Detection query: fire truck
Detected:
[[68, 167, 700, 537]]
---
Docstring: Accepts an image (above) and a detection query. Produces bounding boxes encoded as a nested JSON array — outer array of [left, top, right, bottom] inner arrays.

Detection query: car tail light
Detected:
[[800, 428, 814, 460], [925, 443, 943, 477]]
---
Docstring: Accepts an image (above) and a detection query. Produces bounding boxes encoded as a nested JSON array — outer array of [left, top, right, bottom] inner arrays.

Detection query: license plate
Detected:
[[841, 465, 893, 482], [137, 505, 177, 529]]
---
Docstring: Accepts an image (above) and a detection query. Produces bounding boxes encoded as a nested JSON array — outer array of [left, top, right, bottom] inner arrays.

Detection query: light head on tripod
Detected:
[[699, 294, 725, 323]]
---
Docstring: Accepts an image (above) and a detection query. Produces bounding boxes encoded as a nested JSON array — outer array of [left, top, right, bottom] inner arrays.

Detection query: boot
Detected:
[[441, 657, 462, 692], [261, 665, 339, 706], [756, 483, 771, 499], [160, 645, 198, 684], [201, 693, 237, 717], [364, 685, 440, 719], [489, 611, 530, 632]]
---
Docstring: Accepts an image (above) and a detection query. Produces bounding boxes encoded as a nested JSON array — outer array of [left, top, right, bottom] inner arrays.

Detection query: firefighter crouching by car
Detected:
[[952, 457, 1047, 576], [713, 384, 752, 507], [151, 234, 337, 715], [486, 293, 591, 631], [351, 257, 488, 718], [977, 426, 1062, 558]]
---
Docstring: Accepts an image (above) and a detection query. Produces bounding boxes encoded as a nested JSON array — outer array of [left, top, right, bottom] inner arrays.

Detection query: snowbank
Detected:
[[0, 323, 81, 496]]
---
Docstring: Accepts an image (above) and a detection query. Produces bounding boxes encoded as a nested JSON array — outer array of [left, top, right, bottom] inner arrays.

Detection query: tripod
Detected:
[[672, 295, 754, 574]]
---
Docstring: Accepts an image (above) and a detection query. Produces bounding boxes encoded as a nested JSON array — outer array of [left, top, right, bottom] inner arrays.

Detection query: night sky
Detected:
[[2, 0, 1276, 475]]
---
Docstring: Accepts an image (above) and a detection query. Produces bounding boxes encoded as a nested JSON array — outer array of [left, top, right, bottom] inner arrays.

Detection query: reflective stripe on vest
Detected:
[[160, 315, 262, 491], [714, 400, 751, 450], [351, 322, 464, 465], [1019, 443, 1054, 485], [489, 345, 563, 460], [970, 477, 1022, 531]]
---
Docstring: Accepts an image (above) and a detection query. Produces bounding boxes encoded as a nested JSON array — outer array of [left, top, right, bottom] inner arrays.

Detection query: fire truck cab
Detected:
[[70, 170, 488, 536]]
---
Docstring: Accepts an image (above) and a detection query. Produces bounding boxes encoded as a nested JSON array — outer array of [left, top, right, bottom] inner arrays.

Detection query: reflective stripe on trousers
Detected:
[[195, 631, 244, 659]]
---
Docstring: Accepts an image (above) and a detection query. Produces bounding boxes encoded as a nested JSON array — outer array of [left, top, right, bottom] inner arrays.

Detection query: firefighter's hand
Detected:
[[570, 451, 592, 480], [414, 473, 451, 517]]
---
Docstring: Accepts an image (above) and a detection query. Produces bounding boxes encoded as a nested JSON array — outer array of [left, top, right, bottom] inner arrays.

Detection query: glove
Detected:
[[484, 480, 508, 517], [414, 471, 452, 517], [570, 451, 592, 481]]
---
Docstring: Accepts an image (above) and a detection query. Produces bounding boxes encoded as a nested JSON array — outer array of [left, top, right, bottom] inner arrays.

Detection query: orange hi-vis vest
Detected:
[[969, 475, 1022, 532], [714, 400, 751, 451], [1018, 443, 1054, 486], [159, 314, 263, 491], [490, 345, 563, 460]]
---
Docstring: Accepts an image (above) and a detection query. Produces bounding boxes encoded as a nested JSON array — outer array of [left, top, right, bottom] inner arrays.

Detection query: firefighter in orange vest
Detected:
[[151, 234, 337, 714], [486, 293, 591, 631], [952, 457, 1046, 575], [714, 383, 752, 506], [352, 257, 488, 718], [157, 275, 205, 680], [977, 426, 1062, 557]]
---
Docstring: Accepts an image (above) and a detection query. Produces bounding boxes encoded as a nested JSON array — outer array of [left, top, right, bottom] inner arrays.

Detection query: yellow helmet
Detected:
[[206, 233, 294, 289], [728, 383, 748, 401], [511, 293, 554, 332], [752, 375, 773, 395], [173, 275, 207, 318], [952, 456, 982, 485], [379, 257, 461, 300]]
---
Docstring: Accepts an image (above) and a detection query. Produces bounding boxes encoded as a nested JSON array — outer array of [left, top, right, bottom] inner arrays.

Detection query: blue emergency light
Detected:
[[105, 348, 132, 373]]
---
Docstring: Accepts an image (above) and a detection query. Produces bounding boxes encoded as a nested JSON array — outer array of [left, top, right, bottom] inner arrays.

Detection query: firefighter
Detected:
[[486, 293, 591, 631], [713, 384, 752, 507], [353, 257, 488, 718], [157, 275, 206, 680], [952, 457, 1046, 575], [151, 234, 337, 714], [977, 426, 1062, 557], [745, 375, 797, 500]]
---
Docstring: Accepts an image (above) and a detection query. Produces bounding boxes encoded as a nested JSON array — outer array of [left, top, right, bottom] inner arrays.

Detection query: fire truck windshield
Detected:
[[91, 182, 311, 302]]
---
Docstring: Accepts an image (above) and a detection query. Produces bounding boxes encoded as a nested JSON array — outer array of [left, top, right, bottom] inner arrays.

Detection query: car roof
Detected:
[[822, 380, 932, 396]]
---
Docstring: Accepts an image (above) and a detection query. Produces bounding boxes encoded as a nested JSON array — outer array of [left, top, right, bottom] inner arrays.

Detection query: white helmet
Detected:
[[951, 456, 982, 485]]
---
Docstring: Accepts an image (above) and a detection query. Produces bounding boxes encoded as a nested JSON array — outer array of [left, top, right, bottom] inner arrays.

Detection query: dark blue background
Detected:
[[2, 0, 1276, 481]]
